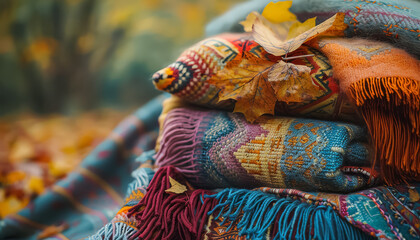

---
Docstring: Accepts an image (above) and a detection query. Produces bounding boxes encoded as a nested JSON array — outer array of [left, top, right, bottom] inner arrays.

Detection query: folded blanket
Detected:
[[206, 0, 420, 58], [152, 34, 358, 123], [204, 183, 420, 240], [156, 107, 377, 192], [312, 37, 420, 184], [153, 33, 420, 184], [90, 165, 420, 240]]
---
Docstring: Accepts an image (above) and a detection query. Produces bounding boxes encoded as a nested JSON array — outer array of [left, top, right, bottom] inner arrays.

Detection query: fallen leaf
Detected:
[[261, 1, 296, 23], [269, 61, 318, 103], [287, 17, 317, 40], [208, 52, 277, 122], [253, 12, 347, 56], [409, 189, 420, 202], [241, 11, 293, 40], [9, 139, 35, 163], [26, 176, 45, 195], [165, 176, 187, 194]]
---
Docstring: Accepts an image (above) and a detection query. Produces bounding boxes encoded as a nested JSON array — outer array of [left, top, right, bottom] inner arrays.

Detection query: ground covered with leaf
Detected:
[[0, 110, 127, 218]]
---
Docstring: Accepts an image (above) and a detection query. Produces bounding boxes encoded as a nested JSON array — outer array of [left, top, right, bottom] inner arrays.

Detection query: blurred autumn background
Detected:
[[0, 0, 241, 218]]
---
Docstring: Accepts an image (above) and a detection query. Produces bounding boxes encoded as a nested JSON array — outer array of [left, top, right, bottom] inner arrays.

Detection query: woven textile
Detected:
[[205, 183, 420, 240], [152, 34, 358, 122], [206, 0, 420, 57], [311, 37, 420, 184], [0, 95, 167, 240], [88, 166, 420, 240], [156, 107, 377, 192], [152, 32, 420, 184]]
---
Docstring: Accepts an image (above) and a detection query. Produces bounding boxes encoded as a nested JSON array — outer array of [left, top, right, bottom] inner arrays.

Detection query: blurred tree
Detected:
[[0, 0, 242, 115]]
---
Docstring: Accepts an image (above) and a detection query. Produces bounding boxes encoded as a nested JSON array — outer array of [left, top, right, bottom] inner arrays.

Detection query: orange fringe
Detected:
[[349, 77, 420, 185]]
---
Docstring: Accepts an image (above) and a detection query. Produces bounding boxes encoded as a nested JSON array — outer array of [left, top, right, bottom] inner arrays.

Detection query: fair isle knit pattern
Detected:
[[156, 108, 376, 193]]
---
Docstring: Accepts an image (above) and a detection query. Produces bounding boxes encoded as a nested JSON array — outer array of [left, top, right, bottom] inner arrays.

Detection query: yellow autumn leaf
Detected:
[[262, 1, 297, 23], [208, 53, 277, 122], [287, 17, 317, 40], [241, 12, 292, 41], [253, 12, 347, 56], [269, 61, 318, 103], [240, 11, 258, 32], [165, 176, 187, 194], [27, 176, 45, 195]]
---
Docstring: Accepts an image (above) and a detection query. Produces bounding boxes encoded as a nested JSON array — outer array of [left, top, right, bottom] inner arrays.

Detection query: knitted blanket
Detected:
[[89, 165, 420, 240], [152, 34, 358, 122], [156, 107, 377, 192], [152, 34, 420, 184], [206, 0, 420, 57], [312, 37, 420, 184]]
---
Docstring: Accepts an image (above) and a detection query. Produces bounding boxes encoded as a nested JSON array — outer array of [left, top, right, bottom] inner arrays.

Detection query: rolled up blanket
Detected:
[[156, 107, 377, 192]]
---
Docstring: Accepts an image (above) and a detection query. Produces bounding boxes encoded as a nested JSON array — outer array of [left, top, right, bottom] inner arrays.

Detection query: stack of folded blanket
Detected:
[[0, 0, 419, 239]]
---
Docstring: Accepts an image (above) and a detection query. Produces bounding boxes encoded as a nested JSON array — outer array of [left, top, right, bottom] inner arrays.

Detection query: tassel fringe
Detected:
[[155, 109, 205, 179], [127, 166, 216, 240], [206, 189, 373, 240], [349, 77, 420, 184], [88, 221, 138, 240]]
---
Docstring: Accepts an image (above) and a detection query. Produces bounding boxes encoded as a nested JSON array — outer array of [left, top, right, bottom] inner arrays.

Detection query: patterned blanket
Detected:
[[156, 107, 377, 192], [89, 165, 419, 240], [152, 34, 419, 185]]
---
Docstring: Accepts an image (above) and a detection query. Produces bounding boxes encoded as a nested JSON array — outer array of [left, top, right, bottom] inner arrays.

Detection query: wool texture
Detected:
[[152, 34, 359, 123], [313, 37, 420, 184], [156, 107, 378, 192], [153, 32, 420, 184], [204, 183, 420, 240], [206, 0, 420, 58], [89, 165, 420, 240]]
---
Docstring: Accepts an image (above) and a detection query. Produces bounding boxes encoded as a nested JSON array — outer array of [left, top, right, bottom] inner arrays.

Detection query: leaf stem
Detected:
[[282, 54, 315, 61]]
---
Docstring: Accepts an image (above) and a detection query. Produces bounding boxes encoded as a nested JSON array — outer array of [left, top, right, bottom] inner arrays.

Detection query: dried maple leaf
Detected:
[[208, 53, 276, 122], [241, 12, 292, 47], [165, 176, 187, 194], [253, 12, 347, 56], [268, 61, 318, 103]]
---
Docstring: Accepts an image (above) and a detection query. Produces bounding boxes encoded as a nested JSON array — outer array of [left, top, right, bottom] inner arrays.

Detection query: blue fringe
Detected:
[[125, 167, 154, 197], [206, 189, 373, 240], [86, 221, 136, 240]]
